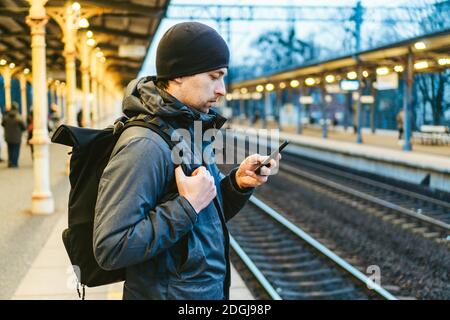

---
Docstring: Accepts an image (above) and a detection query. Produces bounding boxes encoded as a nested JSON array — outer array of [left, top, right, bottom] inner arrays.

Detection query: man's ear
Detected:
[[172, 77, 183, 85]]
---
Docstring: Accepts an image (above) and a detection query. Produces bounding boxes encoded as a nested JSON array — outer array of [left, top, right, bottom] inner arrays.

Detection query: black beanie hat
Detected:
[[156, 22, 230, 80]]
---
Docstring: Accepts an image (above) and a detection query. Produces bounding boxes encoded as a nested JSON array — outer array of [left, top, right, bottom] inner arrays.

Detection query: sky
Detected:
[[139, 0, 441, 77]]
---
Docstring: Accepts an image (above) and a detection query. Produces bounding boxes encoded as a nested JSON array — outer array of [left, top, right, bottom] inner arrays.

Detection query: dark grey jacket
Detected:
[[2, 110, 26, 144], [93, 77, 253, 300]]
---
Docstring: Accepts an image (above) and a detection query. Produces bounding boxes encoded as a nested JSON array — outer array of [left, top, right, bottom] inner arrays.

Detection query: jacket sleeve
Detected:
[[19, 119, 26, 131], [93, 135, 198, 271], [211, 164, 254, 222]]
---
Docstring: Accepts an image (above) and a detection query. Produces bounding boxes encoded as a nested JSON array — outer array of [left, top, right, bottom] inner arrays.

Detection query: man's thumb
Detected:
[[175, 166, 185, 180]]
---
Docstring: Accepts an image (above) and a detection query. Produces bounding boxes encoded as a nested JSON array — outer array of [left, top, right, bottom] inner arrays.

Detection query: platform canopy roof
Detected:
[[232, 28, 450, 90], [0, 0, 170, 86]]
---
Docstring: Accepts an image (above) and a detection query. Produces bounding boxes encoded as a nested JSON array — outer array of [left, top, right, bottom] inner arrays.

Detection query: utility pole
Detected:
[[353, 0, 364, 52]]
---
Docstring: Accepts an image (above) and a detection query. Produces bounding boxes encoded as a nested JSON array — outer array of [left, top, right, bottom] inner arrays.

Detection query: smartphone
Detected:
[[254, 140, 289, 175]]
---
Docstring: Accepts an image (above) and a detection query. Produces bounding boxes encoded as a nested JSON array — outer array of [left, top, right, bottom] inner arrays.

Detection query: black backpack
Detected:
[[51, 115, 176, 299]]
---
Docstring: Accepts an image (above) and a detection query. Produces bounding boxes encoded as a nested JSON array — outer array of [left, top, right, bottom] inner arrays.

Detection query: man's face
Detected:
[[175, 68, 227, 113]]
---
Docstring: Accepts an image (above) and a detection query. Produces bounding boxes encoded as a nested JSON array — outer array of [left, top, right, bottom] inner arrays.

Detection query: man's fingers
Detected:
[[258, 155, 269, 164], [192, 166, 206, 176], [175, 166, 185, 180], [247, 155, 261, 167], [245, 170, 258, 179], [259, 165, 271, 176], [269, 159, 277, 169], [247, 155, 269, 170], [245, 170, 269, 183]]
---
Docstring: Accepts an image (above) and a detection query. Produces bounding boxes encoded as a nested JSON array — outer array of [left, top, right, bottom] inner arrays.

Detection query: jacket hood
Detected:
[[122, 76, 227, 131]]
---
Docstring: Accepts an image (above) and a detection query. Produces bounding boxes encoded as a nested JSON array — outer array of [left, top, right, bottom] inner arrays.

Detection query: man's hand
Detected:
[[235, 153, 281, 189], [175, 166, 217, 214]]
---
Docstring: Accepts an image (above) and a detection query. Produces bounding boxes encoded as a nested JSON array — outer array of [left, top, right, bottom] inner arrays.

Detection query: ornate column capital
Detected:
[[26, 0, 49, 34]]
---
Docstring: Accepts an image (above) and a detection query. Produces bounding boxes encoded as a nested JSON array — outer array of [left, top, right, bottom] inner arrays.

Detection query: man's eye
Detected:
[[210, 75, 219, 80]]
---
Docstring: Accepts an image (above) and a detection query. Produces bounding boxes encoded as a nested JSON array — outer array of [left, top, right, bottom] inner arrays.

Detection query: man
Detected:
[[396, 109, 404, 141], [1, 102, 26, 168], [93, 22, 280, 300]]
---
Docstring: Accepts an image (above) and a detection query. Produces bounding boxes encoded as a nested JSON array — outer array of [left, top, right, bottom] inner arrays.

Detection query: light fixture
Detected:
[[23, 68, 30, 74], [72, 2, 81, 11], [279, 82, 286, 89], [394, 65, 404, 72], [265, 83, 274, 91], [78, 18, 89, 28], [305, 77, 315, 86], [362, 70, 369, 78], [86, 30, 93, 38], [240, 88, 248, 94], [347, 71, 357, 80], [438, 58, 450, 66], [256, 85, 264, 92], [414, 41, 426, 50], [96, 51, 104, 58], [290, 79, 299, 88], [252, 92, 262, 100], [325, 75, 335, 83], [414, 60, 429, 70], [376, 67, 389, 75], [226, 93, 233, 101], [87, 38, 96, 47], [9, 63, 15, 69], [0, 59, 6, 66]]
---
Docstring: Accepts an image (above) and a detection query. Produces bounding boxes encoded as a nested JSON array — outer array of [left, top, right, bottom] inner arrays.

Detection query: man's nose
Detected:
[[215, 79, 226, 97]]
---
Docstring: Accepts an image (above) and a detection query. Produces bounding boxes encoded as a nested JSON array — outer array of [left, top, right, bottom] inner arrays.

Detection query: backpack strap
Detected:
[[120, 115, 191, 175], [123, 117, 175, 149]]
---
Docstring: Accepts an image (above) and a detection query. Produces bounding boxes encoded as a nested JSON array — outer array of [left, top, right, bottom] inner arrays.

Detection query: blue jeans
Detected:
[[7, 143, 20, 167]]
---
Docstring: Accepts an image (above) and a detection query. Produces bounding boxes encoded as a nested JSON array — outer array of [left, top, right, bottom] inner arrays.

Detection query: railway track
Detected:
[[227, 135, 449, 242], [220, 135, 449, 299], [229, 196, 397, 300], [278, 152, 450, 242]]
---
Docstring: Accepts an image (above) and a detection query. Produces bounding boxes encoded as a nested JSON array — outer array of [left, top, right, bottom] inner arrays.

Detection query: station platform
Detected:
[[228, 119, 450, 193], [0, 136, 253, 300], [229, 119, 450, 157]]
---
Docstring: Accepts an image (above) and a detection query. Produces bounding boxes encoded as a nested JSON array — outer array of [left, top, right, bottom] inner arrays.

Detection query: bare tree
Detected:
[[408, 0, 450, 125], [416, 70, 450, 125], [253, 26, 317, 72]]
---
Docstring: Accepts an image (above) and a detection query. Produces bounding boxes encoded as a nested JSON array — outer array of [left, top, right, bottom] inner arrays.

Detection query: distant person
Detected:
[[50, 103, 60, 128], [352, 104, 357, 134], [0, 110, 4, 162], [396, 109, 404, 141], [1, 102, 26, 168], [27, 109, 34, 158], [47, 103, 60, 132], [253, 110, 260, 124], [77, 109, 83, 127], [27, 109, 51, 159], [332, 114, 338, 127]]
